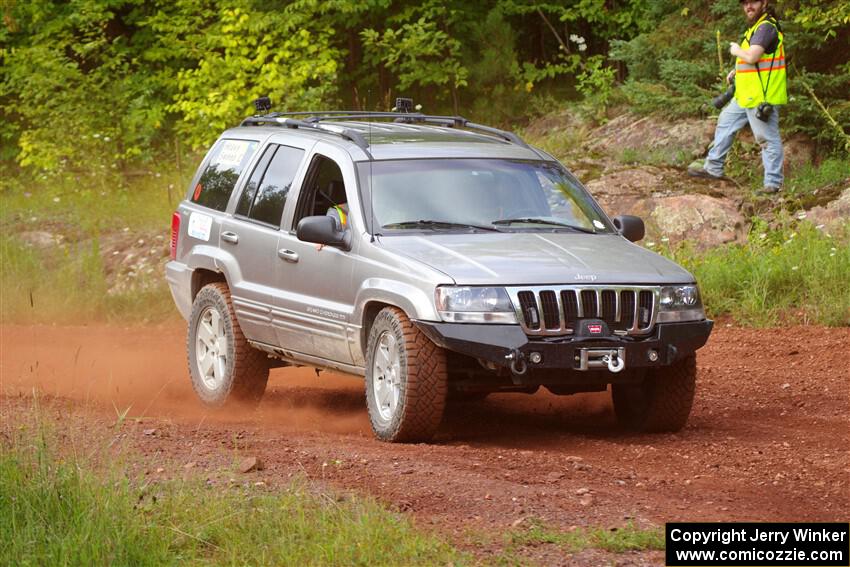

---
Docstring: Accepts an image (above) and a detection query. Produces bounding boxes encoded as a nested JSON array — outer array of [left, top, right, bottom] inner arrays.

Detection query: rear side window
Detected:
[[236, 145, 276, 217], [235, 144, 305, 227], [191, 139, 258, 211]]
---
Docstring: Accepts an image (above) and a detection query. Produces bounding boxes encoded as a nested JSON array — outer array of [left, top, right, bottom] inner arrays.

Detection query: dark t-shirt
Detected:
[[748, 21, 780, 54]]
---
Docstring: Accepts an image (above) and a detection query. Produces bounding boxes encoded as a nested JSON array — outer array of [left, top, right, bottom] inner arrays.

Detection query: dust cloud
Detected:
[[1, 323, 620, 441], [0, 323, 371, 436]]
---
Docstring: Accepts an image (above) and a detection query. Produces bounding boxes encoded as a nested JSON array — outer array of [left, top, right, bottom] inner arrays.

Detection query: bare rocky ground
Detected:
[[2, 322, 848, 566], [526, 111, 850, 250]]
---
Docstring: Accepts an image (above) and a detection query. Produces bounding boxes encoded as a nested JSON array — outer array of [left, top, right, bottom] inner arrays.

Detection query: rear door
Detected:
[[221, 142, 308, 345]]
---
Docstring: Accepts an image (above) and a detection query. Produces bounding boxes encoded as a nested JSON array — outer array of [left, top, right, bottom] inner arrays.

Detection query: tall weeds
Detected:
[[667, 222, 850, 326]]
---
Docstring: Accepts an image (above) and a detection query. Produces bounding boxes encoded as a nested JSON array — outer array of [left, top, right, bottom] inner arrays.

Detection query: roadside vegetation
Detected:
[[501, 519, 664, 559], [1, 165, 187, 323], [666, 221, 850, 327], [0, 407, 464, 566]]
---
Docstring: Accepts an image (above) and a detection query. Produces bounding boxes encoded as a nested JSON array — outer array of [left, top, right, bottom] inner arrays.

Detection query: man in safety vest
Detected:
[[327, 203, 348, 229], [315, 202, 348, 251], [689, 0, 787, 195]]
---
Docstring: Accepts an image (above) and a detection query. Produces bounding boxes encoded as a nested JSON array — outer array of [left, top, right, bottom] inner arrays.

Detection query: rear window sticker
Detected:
[[218, 140, 250, 168], [188, 212, 213, 242]]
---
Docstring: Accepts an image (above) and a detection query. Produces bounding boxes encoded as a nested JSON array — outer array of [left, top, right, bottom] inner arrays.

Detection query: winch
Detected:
[[576, 347, 626, 373]]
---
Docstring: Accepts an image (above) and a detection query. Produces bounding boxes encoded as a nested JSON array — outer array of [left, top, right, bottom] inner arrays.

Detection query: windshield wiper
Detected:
[[382, 219, 502, 232], [492, 217, 596, 233]]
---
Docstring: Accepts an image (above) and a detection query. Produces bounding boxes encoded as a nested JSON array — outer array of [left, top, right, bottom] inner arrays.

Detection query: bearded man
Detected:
[[689, 0, 787, 195]]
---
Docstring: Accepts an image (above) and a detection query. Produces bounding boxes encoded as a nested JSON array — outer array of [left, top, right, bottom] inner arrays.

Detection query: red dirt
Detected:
[[2, 322, 849, 564]]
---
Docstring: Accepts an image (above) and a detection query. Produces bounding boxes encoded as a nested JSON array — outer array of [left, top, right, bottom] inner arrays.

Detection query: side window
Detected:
[[236, 145, 277, 217], [294, 155, 347, 227], [192, 139, 258, 211], [249, 146, 304, 226]]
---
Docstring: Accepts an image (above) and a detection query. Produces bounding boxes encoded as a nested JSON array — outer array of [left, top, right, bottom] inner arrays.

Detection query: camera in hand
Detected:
[[712, 79, 735, 109], [755, 102, 773, 122]]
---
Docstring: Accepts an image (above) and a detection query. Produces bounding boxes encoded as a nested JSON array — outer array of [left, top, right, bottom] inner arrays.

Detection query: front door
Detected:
[[273, 146, 358, 364]]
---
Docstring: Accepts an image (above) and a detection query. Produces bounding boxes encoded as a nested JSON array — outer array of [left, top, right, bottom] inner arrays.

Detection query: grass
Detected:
[[0, 408, 465, 566], [616, 146, 693, 168], [1, 165, 188, 323], [1, 167, 187, 235], [664, 221, 850, 326], [0, 233, 176, 324], [784, 157, 850, 206], [483, 518, 664, 565], [508, 519, 663, 553]]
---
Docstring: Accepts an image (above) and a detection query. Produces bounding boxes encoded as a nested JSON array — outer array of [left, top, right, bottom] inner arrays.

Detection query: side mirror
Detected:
[[296, 215, 351, 250], [612, 215, 645, 243]]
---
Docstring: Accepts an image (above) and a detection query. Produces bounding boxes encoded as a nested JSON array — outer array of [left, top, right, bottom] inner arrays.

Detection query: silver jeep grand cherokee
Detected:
[[166, 98, 713, 442]]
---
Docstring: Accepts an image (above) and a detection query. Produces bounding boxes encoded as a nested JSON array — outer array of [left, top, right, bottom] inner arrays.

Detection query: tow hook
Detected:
[[505, 349, 528, 375], [603, 352, 625, 373], [577, 347, 626, 373]]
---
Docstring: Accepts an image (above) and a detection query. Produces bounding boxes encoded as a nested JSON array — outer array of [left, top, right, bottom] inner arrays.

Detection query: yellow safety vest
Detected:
[[331, 205, 348, 227], [735, 15, 787, 108]]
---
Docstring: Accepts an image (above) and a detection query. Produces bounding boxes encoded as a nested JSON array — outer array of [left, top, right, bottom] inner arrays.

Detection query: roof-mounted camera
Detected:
[[253, 96, 272, 115], [394, 98, 414, 113]]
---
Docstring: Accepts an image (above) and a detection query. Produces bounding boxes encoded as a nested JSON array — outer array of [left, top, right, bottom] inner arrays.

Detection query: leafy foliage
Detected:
[[0, 0, 847, 179], [609, 0, 850, 153], [361, 3, 469, 113], [148, 1, 341, 149]]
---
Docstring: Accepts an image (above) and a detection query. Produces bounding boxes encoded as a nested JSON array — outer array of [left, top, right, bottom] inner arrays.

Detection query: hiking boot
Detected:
[[687, 162, 723, 180], [757, 185, 781, 195]]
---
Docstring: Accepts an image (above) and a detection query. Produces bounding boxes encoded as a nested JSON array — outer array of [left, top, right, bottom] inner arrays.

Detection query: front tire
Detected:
[[187, 282, 269, 408], [612, 355, 697, 432], [365, 307, 447, 442]]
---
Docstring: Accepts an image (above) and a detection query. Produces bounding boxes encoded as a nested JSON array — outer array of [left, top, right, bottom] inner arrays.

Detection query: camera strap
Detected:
[[751, 19, 778, 101]]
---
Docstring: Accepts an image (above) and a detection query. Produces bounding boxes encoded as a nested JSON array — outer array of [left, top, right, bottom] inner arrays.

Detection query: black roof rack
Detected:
[[240, 115, 371, 155], [289, 111, 530, 148], [240, 110, 530, 150]]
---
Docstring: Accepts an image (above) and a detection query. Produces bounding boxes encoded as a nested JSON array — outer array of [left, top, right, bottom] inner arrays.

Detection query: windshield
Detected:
[[356, 159, 613, 234]]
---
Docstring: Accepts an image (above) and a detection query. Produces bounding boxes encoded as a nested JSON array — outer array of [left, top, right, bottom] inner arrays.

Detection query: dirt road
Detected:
[[2, 322, 848, 563]]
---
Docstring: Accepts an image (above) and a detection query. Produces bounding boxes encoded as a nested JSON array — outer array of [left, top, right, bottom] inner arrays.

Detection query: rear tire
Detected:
[[187, 282, 269, 408], [612, 355, 696, 432], [365, 307, 447, 442]]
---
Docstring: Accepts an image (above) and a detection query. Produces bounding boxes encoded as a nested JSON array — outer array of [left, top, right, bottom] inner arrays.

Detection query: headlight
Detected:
[[657, 285, 705, 322], [435, 286, 517, 324]]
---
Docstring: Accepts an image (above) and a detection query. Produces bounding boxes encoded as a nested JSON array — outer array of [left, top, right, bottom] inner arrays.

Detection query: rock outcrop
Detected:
[[528, 108, 848, 250]]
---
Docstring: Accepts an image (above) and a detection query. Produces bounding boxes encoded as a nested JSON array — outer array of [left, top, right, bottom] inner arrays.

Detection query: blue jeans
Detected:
[[704, 99, 784, 188]]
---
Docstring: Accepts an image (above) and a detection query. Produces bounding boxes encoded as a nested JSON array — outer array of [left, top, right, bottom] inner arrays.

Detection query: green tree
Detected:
[[149, 0, 341, 149], [361, 2, 469, 114], [1, 0, 170, 174]]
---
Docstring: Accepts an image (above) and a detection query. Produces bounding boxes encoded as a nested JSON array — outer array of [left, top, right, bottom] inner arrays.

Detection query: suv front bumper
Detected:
[[414, 319, 713, 372]]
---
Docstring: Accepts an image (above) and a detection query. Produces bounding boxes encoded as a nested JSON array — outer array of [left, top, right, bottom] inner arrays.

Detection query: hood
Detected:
[[377, 232, 694, 285]]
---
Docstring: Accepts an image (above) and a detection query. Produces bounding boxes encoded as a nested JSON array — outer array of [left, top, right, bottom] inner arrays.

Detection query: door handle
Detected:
[[278, 248, 299, 263], [221, 231, 239, 244]]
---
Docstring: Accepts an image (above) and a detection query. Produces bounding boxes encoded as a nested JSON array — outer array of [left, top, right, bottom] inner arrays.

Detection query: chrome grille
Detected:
[[517, 291, 539, 330], [506, 285, 660, 336], [540, 290, 560, 329]]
